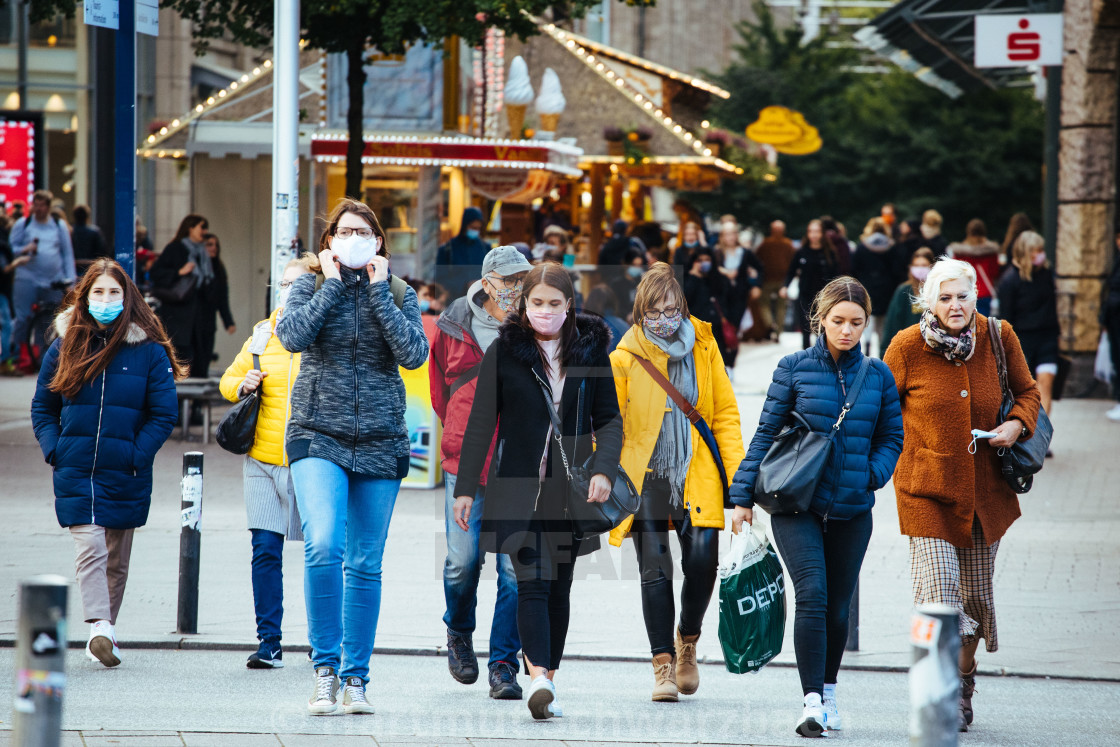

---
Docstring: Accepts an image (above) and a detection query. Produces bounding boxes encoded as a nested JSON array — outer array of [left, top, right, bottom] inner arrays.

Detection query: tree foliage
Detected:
[[692, 2, 1045, 240]]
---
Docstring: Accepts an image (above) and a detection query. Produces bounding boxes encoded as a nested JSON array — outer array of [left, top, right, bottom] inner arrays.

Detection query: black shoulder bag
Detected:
[[216, 353, 263, 455], [754, 356, 871, 515], [536, 377, 640, 540], [988, 318, 1053, 493]]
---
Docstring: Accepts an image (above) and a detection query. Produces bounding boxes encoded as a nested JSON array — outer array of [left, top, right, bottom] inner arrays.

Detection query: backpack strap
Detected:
[[312, 271, 407, 311]]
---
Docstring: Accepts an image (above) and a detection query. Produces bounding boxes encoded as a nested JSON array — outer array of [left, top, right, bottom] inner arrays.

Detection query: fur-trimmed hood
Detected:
[[54, 305, 148, 344], [498, 312, 611, 369]]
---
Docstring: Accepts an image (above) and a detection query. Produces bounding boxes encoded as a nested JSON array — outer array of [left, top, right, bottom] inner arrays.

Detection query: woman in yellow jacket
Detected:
[[608, 262, 745, 702], [220, 256, 314, 669]]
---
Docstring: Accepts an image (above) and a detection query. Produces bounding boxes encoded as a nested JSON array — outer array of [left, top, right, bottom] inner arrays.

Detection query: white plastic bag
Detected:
[[1095, 331, 1113, 384], [786, 277, 800, 302]]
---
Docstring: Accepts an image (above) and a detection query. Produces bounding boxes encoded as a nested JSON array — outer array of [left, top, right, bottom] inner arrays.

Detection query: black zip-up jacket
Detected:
[[997, 266, 1060, 336], [785, 245, 839, 310], [276, 268, 428, 478]]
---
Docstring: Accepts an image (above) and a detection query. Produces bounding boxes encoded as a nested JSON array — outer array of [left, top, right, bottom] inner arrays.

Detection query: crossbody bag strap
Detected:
[[633, 355, 702, 424], [535, 375, 573, 481], [831, 356, 872, 434]]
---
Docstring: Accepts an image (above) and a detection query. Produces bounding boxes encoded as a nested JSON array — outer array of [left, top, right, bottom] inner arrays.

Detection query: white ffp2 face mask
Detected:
[[331, 234, 382, 270]]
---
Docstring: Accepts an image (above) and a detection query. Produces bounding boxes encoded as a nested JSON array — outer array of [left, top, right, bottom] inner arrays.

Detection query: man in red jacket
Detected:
[[430, 245, 531, 700]]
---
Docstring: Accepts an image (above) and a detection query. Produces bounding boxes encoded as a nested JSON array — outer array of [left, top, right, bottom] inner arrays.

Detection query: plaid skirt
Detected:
[[909, 517, 999, 652]]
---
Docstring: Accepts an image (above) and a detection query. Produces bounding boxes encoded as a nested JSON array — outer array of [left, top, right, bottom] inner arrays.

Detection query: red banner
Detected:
[[0, 121, 36, 205]]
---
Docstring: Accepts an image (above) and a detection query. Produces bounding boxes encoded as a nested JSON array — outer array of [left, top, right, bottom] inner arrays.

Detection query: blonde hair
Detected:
[[918, 257, 977, 312], [286, 253, 320, 274], [1012, 230, 1045, 281], [633, 262, 689, 323], [809, 276, 872, 335], [922, 209, 943, 229], [862, 217, 889, 239]]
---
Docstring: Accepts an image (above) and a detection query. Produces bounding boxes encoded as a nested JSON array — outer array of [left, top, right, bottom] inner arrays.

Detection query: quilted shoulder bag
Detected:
[[216, 353, 263, 455], [988, 318, 1053, 493]]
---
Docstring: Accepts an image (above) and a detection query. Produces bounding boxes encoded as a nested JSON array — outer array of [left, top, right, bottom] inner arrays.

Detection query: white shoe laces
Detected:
[[345, 683, 367, 703], [314, 675, 335, 702]]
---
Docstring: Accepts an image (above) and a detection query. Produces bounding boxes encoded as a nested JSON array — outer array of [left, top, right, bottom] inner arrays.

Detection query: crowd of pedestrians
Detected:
[[24, 193, 1109, 739]]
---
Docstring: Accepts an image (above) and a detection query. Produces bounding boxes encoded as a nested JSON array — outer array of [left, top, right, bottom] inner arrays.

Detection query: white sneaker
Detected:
[[1106, 404, 1120, 422], [308, 666, 340, 715], [548, 698, 564, 718], [822, 686, 842, 730], [796, 692, 826, 738], [526, 675, 556, 720], [86, 621, 120, 667], [341, 676, 375, 714]]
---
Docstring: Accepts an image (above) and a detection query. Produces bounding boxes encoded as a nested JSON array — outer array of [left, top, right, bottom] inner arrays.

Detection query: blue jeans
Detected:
[[250, 529, 284, 644], [770, 510, 873, 697], [0, 297, 12, 362], [442, 472, 520, 667], [291, 457, 400, 683]]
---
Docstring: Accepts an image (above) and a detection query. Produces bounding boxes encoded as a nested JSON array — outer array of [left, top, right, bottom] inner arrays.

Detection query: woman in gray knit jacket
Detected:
[[275, 198, 428, 715]]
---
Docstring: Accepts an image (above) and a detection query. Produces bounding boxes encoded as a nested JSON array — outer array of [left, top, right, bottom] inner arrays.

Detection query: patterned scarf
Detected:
[[919, 310, 977, 362]]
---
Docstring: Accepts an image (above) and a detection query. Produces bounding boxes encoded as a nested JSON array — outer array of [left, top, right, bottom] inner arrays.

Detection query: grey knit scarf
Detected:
[[645, 317, 697, 507], [183, 237, 214, 285]]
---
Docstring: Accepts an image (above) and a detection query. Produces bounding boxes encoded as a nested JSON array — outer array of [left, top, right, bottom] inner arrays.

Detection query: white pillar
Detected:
[[271, 0, 301, 309]]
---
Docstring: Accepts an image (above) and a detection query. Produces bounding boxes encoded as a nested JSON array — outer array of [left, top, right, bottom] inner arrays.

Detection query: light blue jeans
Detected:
[[290, 457, 400, 684], [442, 472, 520, 667]]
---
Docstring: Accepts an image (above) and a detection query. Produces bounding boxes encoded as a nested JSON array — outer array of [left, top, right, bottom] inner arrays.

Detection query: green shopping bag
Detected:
[[717, 524, 786, 674]]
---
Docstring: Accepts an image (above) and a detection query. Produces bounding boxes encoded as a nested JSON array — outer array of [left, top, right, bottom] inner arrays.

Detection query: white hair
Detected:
[[918, 256, 977, 312]]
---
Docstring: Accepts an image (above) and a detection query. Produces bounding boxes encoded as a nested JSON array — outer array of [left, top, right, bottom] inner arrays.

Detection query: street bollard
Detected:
[[177, 452, 204, 634], [846, 578, 859, 651], [909, 603, 961, 747], [13, 575, 68, 747]]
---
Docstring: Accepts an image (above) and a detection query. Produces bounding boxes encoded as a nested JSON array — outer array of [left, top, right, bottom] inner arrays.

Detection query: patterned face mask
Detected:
[[489, 283, 521, 313], [644, 311, 683, 338]]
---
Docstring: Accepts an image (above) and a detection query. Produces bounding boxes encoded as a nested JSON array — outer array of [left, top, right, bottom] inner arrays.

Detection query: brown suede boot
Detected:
[[651, 653, 678, 702], [959, 660, 977, 730], [675, 629, 700, 695]]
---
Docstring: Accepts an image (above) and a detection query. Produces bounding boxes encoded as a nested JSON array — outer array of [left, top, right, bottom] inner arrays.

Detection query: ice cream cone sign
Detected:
[[505, 56, 534, 139], [535, 68, 566, 141], [746, 106, 821, 156]]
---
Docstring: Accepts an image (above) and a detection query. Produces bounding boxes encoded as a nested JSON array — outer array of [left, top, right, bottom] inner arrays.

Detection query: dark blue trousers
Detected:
[[250, 528, 284, 644]]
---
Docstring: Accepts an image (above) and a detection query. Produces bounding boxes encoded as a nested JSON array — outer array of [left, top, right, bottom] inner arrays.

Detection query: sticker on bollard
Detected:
[[909, 604, 961, 746]]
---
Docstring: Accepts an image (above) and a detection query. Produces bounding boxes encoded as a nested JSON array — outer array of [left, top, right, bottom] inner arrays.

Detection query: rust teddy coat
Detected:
[[883, 315, 1041, 548]]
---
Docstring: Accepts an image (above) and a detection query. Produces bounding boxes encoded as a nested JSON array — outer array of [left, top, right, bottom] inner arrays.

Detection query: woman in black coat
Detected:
[[682, 248, 734, 367], [190, 232, 236, 377], [454, 262, 623, 721], [149, 214, 208, 367], [783, 219, 840, 350]]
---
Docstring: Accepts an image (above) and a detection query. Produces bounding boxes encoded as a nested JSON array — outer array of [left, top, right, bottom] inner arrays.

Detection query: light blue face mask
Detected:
[[466, 228, 481, 241], [88, 299, 124, 325], [418, 299, 431, 313]]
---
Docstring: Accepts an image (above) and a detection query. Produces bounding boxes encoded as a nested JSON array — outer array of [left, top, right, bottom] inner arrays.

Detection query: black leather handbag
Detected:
[[538, 378, 640, 540], [988, 318, 1054, 493], [216, 353, 263, 455], [754, 357, 871, 515], [150, 274, 198, 305]]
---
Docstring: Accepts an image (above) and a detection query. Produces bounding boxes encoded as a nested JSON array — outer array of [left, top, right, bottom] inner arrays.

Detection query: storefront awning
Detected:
[[310, 133, 584, 177], [854, 0, 1045, 98]]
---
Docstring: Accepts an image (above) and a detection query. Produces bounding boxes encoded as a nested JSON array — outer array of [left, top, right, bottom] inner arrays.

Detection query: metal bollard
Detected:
[[13, 575, 68, 747], [909, 603, 961, 747], [845, 578, 859, 651], [177, 452, 204, 634]]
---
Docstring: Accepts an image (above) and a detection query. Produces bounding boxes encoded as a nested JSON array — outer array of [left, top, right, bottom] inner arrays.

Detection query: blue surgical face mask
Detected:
[[699, 261, 712, 273], [88, 299, 124, 325], [418, 299, 431, 313], [466, 228, 481, 241], [627, 266, 644, 279]]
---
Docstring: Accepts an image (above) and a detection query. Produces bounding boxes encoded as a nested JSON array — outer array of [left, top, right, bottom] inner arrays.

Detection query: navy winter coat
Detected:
[[731, 336, 904, 520], [31, 308, 179, 529]]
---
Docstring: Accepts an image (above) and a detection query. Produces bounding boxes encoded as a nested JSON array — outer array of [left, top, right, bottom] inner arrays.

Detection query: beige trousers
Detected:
[[69, 525, 135, 624], [759, 280, 789, 335]]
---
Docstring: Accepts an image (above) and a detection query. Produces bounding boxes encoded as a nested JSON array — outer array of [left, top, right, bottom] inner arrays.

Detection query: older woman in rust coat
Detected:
[[883, 258, 1040, 734]]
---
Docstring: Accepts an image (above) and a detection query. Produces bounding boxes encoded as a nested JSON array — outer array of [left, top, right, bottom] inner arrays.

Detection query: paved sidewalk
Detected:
[[1, 333, 1118, 683]]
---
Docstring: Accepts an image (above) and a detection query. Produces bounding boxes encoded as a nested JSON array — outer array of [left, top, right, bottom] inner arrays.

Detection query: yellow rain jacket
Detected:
[[608, 317, 745, 546], [219, 308, 300, 467]]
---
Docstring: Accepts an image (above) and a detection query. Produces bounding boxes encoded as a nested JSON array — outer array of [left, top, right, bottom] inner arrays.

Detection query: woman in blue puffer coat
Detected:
[[31, 258, 183, 668], [730, 276, 903, 738]]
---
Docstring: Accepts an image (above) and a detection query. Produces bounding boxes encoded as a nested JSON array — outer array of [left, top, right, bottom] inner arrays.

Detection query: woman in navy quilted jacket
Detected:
[[31, 258, 183, 668], [730, 277, 903, 738]]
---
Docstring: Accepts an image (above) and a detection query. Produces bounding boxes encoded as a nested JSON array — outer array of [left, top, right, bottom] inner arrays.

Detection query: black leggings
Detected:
[[511, 515, 582, 673], [630, 478, 720, 656]]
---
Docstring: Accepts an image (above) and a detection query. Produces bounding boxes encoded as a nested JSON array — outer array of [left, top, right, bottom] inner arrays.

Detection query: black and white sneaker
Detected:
[[246, 641, 284, 669], [796, 692, 825, 738]]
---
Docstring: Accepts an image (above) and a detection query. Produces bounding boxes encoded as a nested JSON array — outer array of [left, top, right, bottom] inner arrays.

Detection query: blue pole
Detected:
[[113, 0, 136, 279]]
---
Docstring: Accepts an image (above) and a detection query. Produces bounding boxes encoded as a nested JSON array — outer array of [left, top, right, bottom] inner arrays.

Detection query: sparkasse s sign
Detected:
[[975, 14, 1063, 68]]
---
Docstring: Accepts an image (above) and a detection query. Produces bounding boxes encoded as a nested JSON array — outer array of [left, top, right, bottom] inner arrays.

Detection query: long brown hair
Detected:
[[516, 262, 576, 371], [174, 214, 208, 242], [1001, 212, 1033, 265], [50, 259, 187, 398], [317, 198, 389, 258]]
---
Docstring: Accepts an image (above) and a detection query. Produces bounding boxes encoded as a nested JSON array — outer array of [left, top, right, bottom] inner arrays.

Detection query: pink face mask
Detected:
[[527, 306, 568, 337], [910, 265, 931, 282], [1032, 252, 1047, 267]]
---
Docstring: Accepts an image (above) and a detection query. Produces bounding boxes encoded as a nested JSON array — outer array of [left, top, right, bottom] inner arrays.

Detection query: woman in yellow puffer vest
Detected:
[[608, 262, 745, 703], [219, 255, 315, 669]]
